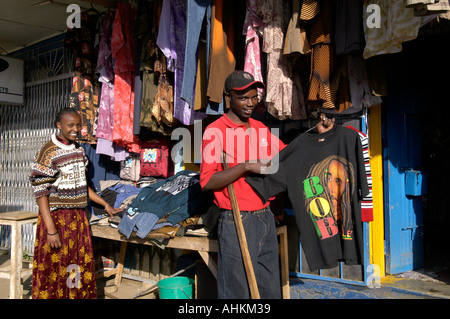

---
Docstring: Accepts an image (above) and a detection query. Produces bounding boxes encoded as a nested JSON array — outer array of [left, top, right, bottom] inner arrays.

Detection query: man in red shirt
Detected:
[[200, 70, 285, 298], [200, 70, 335, 299]]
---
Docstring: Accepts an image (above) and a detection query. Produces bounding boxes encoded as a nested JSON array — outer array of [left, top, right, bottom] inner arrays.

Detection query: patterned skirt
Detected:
[[32, 208, 97, 299]]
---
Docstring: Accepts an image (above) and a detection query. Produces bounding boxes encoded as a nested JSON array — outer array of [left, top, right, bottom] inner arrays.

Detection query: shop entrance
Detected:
[[384, 31, 450, 282]]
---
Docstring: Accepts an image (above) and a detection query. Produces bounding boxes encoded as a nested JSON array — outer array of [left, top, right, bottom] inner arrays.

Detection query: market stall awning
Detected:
[[0, 0, 119, 55]]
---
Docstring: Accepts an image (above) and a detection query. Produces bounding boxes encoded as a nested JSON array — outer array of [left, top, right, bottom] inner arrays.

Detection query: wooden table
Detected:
[[0, 211, 38, 299], [91, 224, 290, 299]]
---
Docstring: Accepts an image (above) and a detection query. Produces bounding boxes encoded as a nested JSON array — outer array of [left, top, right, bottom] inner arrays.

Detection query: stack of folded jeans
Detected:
[[118, 170, 213, 239]]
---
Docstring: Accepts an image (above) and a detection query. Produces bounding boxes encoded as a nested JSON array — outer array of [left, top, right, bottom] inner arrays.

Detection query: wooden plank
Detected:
[[114, 241, 127, 286], [198, 251, 217, 278], [0, 212, 38, 299], [278, 226, 290, 299], [91, 225, 219, 252], [10, 221, 21, 298], [0, 211, 38, 221], [91, 224, 290, 298], [222, 154, 260, 299]]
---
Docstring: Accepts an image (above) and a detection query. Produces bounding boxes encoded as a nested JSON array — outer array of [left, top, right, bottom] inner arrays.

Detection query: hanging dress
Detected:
[[111, 2, 140, 154]]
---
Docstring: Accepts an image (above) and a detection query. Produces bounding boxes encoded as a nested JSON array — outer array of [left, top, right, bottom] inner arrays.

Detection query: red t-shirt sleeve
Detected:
[[199, 126, 223, 189]]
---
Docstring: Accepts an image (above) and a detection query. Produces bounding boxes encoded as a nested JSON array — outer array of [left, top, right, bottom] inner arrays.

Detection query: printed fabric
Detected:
[[258, 0, 306, 120], [69, 72, 100, 143], [243, 0, 264, 99], [346, 125, 373, 222], [96, 10, 115, 142], [96, 10, 115, 84], [305, 0, 336, 110], [157, 0, 206, 125], [32, 208, 97, 299], [305, 0, 353, 112], [246, 126, 369, 271], [111, 2, 140, 154], [30, 133, 89, 211], [152, 59, 176, 127], [64, 11, 99, 78], [139, 66, 173, 136]]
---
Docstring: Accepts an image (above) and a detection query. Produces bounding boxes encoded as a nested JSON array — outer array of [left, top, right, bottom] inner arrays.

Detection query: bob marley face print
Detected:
[[303, 155, 355, 241]]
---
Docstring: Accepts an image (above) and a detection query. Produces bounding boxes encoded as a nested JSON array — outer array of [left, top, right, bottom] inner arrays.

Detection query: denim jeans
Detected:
[[180, 0, 224, 115], [118, 212, 159, 239], [217, 207, 281, 299], [181, 0, 211, 107]]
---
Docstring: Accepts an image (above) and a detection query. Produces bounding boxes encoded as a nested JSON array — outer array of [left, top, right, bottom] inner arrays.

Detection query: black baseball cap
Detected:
[[224, 70, 265, 93]]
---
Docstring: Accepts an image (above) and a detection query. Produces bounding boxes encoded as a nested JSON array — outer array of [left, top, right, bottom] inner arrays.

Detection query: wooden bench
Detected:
[[91, 224, 290, 299], [0, 211, 38, 299]]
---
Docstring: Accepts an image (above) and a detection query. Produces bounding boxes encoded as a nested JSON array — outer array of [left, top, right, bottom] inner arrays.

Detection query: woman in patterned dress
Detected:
[[29, 107, 121, 299]]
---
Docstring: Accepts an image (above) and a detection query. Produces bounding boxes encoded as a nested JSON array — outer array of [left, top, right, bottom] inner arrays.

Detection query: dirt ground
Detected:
[[2, 249, 450, 300]]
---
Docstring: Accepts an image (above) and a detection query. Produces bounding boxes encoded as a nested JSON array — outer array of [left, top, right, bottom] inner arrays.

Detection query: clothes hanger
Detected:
[[304, 113, 336, 133], [86, 4, 99, 15]]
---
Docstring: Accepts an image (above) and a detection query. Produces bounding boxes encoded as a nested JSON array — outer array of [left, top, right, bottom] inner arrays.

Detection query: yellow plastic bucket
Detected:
[[158, 276, 194, 299]]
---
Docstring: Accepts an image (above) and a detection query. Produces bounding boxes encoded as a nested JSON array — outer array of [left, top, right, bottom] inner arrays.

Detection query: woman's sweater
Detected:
[[30, 133, 89, 211]]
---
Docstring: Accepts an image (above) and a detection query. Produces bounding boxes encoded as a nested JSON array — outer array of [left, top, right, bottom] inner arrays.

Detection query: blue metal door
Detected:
[[383, 54, 425, 275]]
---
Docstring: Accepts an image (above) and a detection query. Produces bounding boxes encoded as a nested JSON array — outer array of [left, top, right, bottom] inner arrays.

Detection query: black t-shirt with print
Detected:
[[246, 125, 369, 271]]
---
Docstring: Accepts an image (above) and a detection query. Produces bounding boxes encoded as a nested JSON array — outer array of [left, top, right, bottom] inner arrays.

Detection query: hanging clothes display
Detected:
[[284, 0, 311, 55], [133, 0, 164, 136], [243, 0, 264, 99], [347, 54, 383, 110], [305, 0, 354, 112], [111, 2, 140, 154], [145, 0, 177, 129], [246, 126, 369, 271], [363, 0, 422, 60], [151, 59, 175, 127], [136, 0, 175, 135], [140, 57, 175, 135], [181, 0, 211, 110], [306, 2, 335, 109], [95, 10, 123, 159], [65, 11, 101, 143], [346, 125, 373, 222], [96, 10, 115, 86], [406, 0, 450, 16], [206, 0, 243, 105], [258, 0, 306, 120], [63, 0, 450, 137], [64, 11, 99, 78], [334, 0, 365, 56], [157, 0, 206, 125], [305, 0, 336, 110], [69, 72, 100, 143]]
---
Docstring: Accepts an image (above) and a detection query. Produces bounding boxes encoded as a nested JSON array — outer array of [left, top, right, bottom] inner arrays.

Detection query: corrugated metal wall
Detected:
[[0, 76, 72, 254], [0, 77, 72, 210]]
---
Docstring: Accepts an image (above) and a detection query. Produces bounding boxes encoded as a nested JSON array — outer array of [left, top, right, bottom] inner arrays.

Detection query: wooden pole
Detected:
[[222, 152, 260, 299]]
